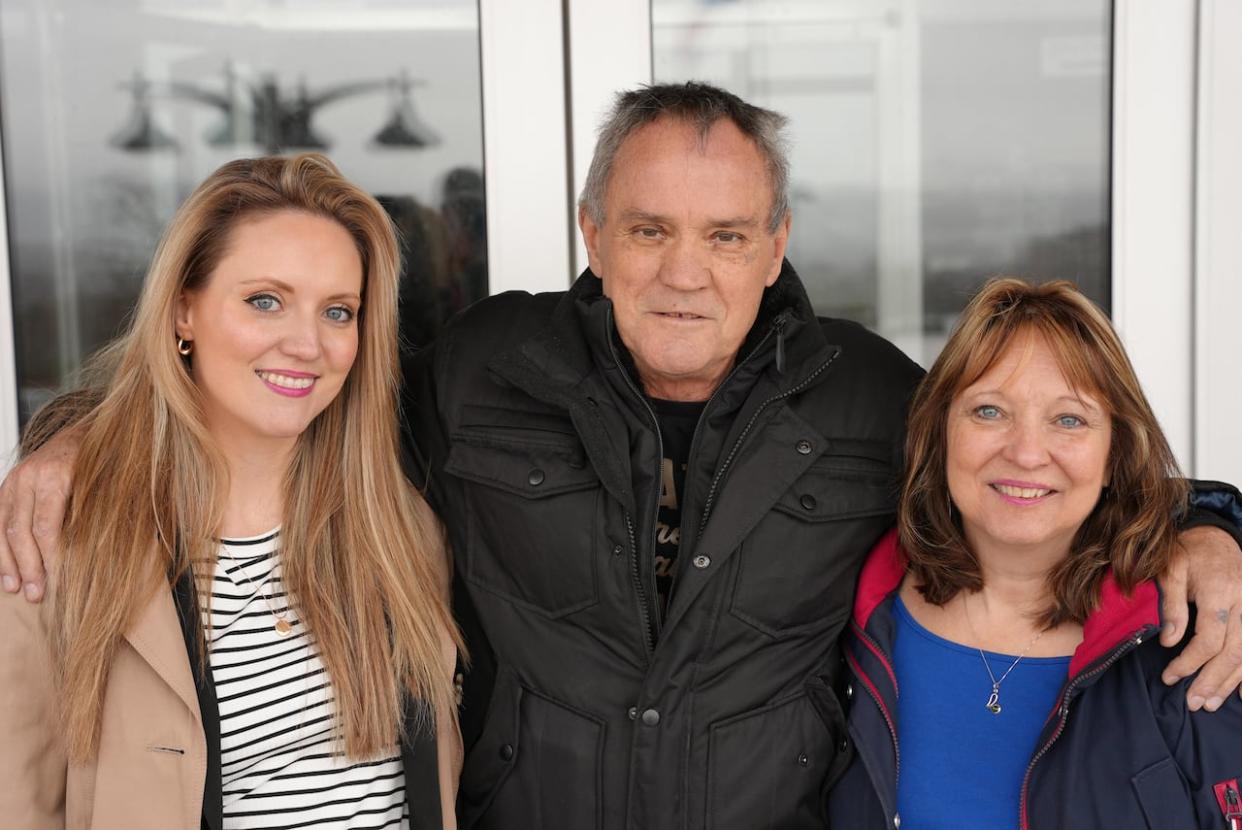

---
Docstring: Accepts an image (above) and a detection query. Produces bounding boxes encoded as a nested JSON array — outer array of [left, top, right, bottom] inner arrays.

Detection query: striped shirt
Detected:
[[202, 530, 409, 829]]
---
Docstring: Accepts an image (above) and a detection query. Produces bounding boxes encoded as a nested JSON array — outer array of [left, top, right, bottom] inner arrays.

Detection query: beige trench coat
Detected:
[[1, 579, 209, 830], [0, 569, 460, 830]]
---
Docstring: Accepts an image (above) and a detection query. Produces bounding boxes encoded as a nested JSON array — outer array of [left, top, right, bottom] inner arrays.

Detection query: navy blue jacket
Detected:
[[828, 526, 1242, 830]]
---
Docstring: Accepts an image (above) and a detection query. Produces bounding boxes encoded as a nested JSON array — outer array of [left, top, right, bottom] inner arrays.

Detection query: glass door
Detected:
[[0, 0, 488, 428], [651, 0, 1111, 368]]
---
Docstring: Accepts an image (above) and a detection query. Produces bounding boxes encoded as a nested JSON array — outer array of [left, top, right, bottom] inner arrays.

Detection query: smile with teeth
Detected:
[[256, 370, 316, 390], [992, 483, 1053, 499]]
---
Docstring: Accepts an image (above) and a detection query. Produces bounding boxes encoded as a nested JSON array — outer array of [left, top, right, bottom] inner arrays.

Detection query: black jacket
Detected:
[[402, 264, 925, 829]]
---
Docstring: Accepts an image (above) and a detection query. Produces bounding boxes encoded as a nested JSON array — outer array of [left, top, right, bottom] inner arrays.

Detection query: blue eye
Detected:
[[246, 293, 280, 312], [974, 405, 1002, 419], [325, 305, 355, 323], [1057, 414, 1085, 428]]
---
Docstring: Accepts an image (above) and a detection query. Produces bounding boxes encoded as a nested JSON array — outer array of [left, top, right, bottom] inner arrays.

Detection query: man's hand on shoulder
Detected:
[[0, 425, 80, 602], [1158, 525, 1242, 710]]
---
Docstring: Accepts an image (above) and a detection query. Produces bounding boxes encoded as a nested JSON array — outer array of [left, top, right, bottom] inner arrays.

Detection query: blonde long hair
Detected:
[[34, 154, 459, 761]]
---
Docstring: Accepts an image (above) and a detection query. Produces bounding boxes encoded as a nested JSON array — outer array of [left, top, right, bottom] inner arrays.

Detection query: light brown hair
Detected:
[[28, 154, 460, 761], [899, 278, 1189, 627]]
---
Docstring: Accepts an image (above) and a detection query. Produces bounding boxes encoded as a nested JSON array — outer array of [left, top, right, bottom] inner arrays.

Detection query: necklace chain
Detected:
[[222, 545, 294, 637], [963, 595, 1044, 715]]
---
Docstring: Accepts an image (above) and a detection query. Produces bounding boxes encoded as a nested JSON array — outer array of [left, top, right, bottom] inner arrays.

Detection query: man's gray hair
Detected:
[[579, 82, 791, 234]]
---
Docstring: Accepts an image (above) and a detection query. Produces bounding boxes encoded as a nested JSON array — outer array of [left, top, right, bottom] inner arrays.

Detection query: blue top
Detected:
[[892, 596, 1070, 830]]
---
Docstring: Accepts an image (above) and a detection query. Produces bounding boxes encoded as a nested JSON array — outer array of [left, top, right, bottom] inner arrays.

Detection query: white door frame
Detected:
[[479, 0, 575, 296], [0, 125, 18, 467], [1193, 0, 1242, 484], [1111, 0, 1197, 474]]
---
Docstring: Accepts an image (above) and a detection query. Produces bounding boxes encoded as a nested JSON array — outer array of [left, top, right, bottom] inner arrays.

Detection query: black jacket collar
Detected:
[[489, 258, 829, 404]]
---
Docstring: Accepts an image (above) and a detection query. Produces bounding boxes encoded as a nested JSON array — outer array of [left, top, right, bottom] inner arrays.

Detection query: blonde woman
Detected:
[[0, 155, 461, 830]]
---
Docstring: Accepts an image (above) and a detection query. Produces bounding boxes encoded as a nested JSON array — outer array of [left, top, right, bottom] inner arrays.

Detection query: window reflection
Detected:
[[653, 0, 1110, 365], [1, 0, 486, 423]]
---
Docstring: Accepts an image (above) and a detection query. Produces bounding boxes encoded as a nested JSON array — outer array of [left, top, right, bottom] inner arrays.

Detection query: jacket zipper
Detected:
[[606, 308, 662, 655], [697, 337, 841, 533], [668, 310, 792, 606], [607, 307, 832, 648], [1224, 781, 1242, 830], [623, 512, 654, 658], [1018, 625, 1155, 829], [608, 307, 795, 644], [849, 619, 902, 803]]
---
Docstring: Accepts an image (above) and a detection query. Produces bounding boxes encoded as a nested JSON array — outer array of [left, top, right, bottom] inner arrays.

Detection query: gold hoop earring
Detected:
[[177, 337, 193, 356]]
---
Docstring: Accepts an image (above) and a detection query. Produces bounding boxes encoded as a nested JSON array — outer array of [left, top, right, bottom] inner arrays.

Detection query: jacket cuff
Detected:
[[1186, 479, 1242, 549]]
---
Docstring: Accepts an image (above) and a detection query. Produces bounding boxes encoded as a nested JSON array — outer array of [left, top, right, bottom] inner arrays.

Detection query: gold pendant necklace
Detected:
[[223, 546, 295, 636]]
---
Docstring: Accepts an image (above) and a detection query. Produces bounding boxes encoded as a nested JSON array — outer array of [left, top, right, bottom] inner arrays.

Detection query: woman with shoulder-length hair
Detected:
[[827, 279, 1242, 828], [0, 153, 462, 830]]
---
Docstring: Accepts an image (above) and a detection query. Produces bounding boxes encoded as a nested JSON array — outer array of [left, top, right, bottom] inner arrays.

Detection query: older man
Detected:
[[3, 82, 1242, 829], [404, 84, 921, 829]]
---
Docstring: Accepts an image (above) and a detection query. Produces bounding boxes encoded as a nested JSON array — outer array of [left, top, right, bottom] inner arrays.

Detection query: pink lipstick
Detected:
[[256, 369, 317, 398]]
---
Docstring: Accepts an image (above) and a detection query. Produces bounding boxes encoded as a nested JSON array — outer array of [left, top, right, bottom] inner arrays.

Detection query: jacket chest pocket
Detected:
[[446, 435, 602, 618], [1131, 759, 1198, 830], [731, 447, 896, 637]]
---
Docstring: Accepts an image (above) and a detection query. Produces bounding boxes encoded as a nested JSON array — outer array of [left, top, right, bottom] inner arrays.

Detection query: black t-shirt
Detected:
[[651, 397, 706, 617]]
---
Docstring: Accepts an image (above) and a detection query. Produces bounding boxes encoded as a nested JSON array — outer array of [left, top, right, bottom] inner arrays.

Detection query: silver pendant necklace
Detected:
[[964, 596, 1044, 715], [978, 643, 1039, 714]]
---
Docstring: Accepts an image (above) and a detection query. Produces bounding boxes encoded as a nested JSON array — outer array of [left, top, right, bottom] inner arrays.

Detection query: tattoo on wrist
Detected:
[[1217, 609, 1230, 625]]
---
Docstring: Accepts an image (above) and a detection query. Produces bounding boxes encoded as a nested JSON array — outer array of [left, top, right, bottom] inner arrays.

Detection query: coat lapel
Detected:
[[123, 580, 203, 724]]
